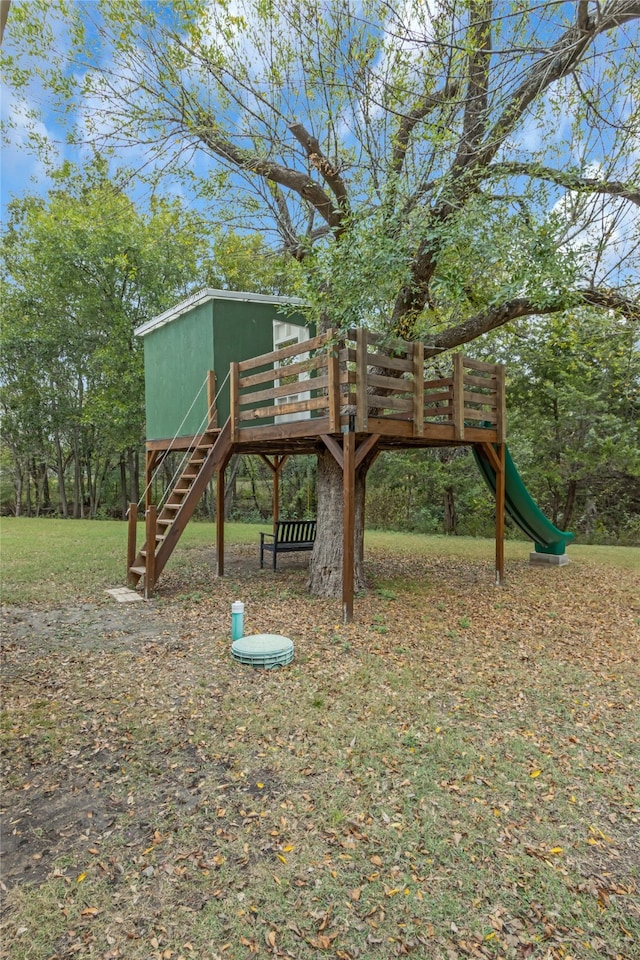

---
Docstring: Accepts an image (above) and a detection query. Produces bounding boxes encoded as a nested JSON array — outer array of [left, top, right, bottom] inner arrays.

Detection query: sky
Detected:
[[1, 0, 638, 292]]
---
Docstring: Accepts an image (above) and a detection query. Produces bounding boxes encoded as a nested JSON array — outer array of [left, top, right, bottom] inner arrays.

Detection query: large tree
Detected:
[[1, 162, 209, 516], [3, 1, 638, 591]]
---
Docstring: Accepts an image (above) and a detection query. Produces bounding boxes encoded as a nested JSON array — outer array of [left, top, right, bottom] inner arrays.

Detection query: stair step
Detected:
[[130, 566, 146, 576], [157, 519, 173, 527], [163, 503, 181, 511]]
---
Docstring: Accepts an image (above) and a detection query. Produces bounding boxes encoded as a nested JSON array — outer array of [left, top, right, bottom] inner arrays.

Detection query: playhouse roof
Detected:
[[135, 288, 306, 338]]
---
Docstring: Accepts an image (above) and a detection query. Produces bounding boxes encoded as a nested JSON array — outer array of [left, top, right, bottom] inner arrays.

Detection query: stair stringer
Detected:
[[131, 418, 233, 588]]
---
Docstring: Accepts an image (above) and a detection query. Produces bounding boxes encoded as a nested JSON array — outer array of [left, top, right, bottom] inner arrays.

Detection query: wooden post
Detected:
[[216, 465, 225, 577], [412, 340, 424, 437], [127, 502, 137, 586], [495, 364, 506, 443], [495, 443, 506, 585], [355, 327, 368, 433], [342, 426, 356, 624], [207, 369, 218, 429], [145, 451, 156, 511], [326, 331, 340, 433], [230, 361, 239, 442], [144, 504, 156, 599], [453, 353, 465, 440]]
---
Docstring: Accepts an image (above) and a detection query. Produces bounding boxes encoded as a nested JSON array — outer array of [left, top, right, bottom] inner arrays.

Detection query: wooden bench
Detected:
[[259, 519, 317, 570]]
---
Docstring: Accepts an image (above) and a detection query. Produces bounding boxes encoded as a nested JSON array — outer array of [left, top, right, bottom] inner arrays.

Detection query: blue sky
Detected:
[[1, 0, 638, 293]]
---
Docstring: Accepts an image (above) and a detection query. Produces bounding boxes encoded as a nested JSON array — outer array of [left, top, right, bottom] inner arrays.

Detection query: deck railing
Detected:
[[230, 328, 505, 442]]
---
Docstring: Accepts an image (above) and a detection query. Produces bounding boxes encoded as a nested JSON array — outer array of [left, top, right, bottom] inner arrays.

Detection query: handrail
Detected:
[[228, 329, 505, 441]]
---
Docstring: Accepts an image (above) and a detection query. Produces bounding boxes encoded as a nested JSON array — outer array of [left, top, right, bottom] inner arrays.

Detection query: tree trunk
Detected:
[[55, 434, 69, 518], [443, 484, 457, 534], [14, 464, 23, 517], [561, 478, 577, 531], [120, 455, 128, 519], [307, 447, 368, 598]]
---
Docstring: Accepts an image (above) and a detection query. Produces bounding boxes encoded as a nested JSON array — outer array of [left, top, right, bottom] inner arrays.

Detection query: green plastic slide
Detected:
[[473, 445, 574, 556]]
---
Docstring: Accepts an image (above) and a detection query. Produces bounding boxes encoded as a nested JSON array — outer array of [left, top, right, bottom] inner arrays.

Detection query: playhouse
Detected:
[[128, 289, 573, 620]]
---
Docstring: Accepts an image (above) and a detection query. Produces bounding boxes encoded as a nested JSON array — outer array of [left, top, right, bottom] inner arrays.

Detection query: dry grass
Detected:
[[1, 526, 639, 959]]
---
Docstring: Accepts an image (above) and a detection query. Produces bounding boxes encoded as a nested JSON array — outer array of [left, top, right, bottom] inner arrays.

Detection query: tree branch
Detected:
[[455, 1, 493, 170], [477, 0, 640, 170], [194, 110, 344, 231], [288, 122, 350, 217], [426, 288, 640, 356], [487, 161, 640, 207], [393, 0, 640, 332], [390, 80, 460, 178]]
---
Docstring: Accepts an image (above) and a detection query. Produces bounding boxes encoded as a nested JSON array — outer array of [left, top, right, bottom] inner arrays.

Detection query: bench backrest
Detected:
[[276, 520, 317, 543]]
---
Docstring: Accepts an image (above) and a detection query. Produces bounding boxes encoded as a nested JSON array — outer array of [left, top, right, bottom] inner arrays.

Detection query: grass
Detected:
[[1, 516, 637, 605], [1, 518, 639, 959]]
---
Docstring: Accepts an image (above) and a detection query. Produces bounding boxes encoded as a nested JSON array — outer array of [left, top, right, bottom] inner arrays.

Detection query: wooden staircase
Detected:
[[128, 418, 233, 591]]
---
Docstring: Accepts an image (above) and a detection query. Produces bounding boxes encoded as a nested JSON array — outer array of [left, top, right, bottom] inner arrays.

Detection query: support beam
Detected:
[[495, 442, 506, 585], [144, 504, 157, 599], [145, 451, 157, 511], [259, 453, 289, 526], [216, 465, 225, 577], [207, 369, 218, 428], [354, 434, 381, 470], [342, 428, 356, 624], [326, 330, 340, 433], [320, 434, 344, 469], [127, 503, 137, 586]]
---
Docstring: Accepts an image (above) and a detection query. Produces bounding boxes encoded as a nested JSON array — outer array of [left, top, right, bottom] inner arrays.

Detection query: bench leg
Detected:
[[273, 547, 277, 571]]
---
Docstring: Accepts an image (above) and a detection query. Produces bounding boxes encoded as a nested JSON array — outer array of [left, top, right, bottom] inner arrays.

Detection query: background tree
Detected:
[[1, 162, 209, 516], [3, 1, 638, 590]]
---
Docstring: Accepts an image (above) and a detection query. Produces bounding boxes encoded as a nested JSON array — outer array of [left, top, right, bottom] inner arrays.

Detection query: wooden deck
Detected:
[[131, 328, 507, 618]]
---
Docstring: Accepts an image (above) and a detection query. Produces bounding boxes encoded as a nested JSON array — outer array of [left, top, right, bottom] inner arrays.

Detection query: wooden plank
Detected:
[[356, 326, 368, 432], [463, 407, 497, 423], [496, 364, 506, 443], [144, 504, 156, 599], [237, 417, 332, 443], [463, 389, 496, 405], [327, 338, 340, 433], [342, 428, 356, 624], [412, 341, 424, 437], [238, 332, 327, 371], [424, 376, 453, 390], [366, 351, 413, 372], [366, 392, 413, 413], [320, 434, 344, 469], [453, 353, 465, 440], [240, 354, 324, 388], [239, 394, 327, 422], [127, 503, 138, 586], [239, 375, 328, 406], [230, 362, 239, 443], [355, 433, 380, 469], [424, 403, 452, 418], [464, 372, 495, 389], [462, 356, 498, 373], [423, 388, 452, 404], [207, 370, 217, 428], [366, 371, 412, 393]]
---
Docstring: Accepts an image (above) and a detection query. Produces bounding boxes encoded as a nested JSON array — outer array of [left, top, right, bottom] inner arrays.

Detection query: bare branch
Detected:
[[477, 0, 640, 170], [193, 110, 343, 231], [487, 161, 640, 207], [288, 122, 350, 214], [390, 80, 461, 178]]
